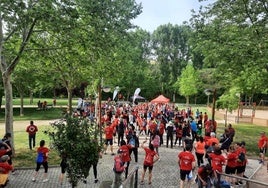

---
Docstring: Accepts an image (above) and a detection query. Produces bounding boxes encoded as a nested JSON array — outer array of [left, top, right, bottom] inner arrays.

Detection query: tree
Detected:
[[190, 0, 268, 103], [174, 63, 200, 105], [151, 24, 192, 96], [48, 117, 100, 188]]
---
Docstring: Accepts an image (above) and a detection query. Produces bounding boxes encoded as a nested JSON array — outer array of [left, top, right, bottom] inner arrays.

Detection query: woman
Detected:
[[151, 131, 160, 155], [140, 139, 159, 185], [119, 140, 132, 179], [194, 136, 205, 167], [32, 140, 50, 183]]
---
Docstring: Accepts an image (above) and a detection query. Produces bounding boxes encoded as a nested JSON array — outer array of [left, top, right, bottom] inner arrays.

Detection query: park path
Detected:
[[0, 120, 57, 133]]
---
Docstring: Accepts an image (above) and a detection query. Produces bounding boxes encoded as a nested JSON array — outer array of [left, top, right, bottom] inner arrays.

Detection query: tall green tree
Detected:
[[190, 0, 268, 102], [151, 24, 192, 96], [174, 63, 200, 105]]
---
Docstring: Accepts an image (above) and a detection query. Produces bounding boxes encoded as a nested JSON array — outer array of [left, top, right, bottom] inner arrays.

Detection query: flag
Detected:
[[133, 88, 141, 103], [113, 86, 120, 101]]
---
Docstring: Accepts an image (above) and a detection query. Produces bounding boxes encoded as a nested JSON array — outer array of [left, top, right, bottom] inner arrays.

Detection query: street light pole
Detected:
[[98, 83, 102, 144]]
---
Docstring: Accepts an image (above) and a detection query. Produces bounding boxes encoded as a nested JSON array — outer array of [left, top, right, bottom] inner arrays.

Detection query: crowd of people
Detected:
[[0, 101, 267, 187], [97, 102, 267, 188]]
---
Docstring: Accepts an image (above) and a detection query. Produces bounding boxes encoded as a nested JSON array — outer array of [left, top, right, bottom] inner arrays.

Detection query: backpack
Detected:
[[36, 152, 44, 163], [113, 156, 124, 173], [129, 137, 136, 147], [238, 152, 245, 162]]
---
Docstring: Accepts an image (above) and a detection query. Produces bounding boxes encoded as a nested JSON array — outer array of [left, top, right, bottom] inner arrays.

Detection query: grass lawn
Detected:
[[1, 103, 268, 167]]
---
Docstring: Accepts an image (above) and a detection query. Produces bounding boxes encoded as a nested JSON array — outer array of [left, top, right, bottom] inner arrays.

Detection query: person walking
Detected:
[[26, 121, 38, 150], [128, 131, 139, 163], [178, 144, 196, 188], [119, 140, 132, 179], [104, 122, 116, 155], [166, 121, 174, 148], [140, 139, 159, 185], [112, 150, 125, 188], [151, 131, 160, 155], [258, 131, 267, 164], [194, 136, 206, 167], [32, 140, 50, 183], [209, 146, 226, 188]]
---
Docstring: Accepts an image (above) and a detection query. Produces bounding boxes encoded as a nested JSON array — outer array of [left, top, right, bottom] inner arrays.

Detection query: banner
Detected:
[[113, 86, 120, 101], [133, 88, 141, 103]]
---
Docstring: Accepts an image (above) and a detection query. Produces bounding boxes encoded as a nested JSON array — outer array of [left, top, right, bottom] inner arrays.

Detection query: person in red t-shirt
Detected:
[[140, 139, 159, 185], [104, 122, 116, 155], [26, 120, 38, 150], [178, 144, 196, 188], [225, 145, 238, 185], [209, 147, 226, 188], [0, 142, 11, 158], [32, 140, 50, 183], [235, 141, 247, 184], [0, 155, 13, 174], [258, 132, 267, 164], [119, 140, 132, 179]]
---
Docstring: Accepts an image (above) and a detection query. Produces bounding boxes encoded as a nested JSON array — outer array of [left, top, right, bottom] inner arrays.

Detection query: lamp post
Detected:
[[97, 81, 111, 144], [236, 93, 240, 123], [204, 89, 213, 107]]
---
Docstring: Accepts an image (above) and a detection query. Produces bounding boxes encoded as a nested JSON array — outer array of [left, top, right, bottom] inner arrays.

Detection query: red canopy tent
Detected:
[[150, 95, 170, 103]]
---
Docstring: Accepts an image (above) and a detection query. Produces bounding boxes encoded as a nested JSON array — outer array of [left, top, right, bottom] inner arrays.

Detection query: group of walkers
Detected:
[[96, 102, 252, 187], [1, 100, 267, 187]]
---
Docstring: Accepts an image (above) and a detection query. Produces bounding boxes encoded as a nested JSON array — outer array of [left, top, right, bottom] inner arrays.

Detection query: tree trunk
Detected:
[[186, 96, 189, 106], [20, 93, 24, 116], [2, 73, 15, 153], [29, 90, 33, 105], [67, 87, 73, 115], [211, 89, 217, 122]]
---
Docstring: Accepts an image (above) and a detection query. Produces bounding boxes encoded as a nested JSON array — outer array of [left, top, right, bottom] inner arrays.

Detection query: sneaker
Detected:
[[111, 153, 115, 156], [32, 178, 36, 182], [140, 181, 144, 185], [42, 179, 49, 183], [238, 181, 243, 184], [94, 179, 98, 183]]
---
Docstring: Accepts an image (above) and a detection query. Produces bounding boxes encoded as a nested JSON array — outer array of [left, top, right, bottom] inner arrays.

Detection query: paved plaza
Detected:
[[5, 134, 263, 188]]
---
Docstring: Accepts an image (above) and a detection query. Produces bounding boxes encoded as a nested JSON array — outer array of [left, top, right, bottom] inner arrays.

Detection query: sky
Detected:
[[132, 0, 212, 32]]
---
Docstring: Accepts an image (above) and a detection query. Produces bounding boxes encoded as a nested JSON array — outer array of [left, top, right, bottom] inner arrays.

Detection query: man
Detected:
[[26, 121, 38, 150], [166, 121, 174, 148], [178, 144, 196, 188], [258, 132, 267, 164]]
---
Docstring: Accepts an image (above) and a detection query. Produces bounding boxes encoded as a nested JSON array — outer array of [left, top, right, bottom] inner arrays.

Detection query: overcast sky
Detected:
[[132, 0, 212, 32]]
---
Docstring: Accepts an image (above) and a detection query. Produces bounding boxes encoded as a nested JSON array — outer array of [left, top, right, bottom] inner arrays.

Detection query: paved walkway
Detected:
[[4, 133, 265, 188]]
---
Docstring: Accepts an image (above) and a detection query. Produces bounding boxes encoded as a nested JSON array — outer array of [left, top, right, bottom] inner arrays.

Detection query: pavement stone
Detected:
[[5, 134, 265, 188]]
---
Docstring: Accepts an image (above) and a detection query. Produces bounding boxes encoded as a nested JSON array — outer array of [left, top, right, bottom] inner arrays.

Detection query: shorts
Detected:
[[225, 165, 236, 174], [259, 148, 267, 154], [143, 164, 153, 171], [105, 139, 113, 145], [236, 165, 245, 174], [180, 169, 191, 181]]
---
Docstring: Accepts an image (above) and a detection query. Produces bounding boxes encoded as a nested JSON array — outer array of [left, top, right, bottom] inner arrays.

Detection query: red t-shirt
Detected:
[[258, 135, 267, 148], [236, 146, 247, 166], [143, 147, 157, 166], [226, 152, 237, 168], [37, 147, 49, 162], [0, 162, 13, 174], [209, 153, 225, 172], [26, 125, 38, 135], [104, 125, 114, 139], [119, 145, 132, 162], [178, 151, 195, 171]]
